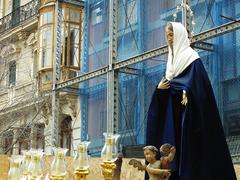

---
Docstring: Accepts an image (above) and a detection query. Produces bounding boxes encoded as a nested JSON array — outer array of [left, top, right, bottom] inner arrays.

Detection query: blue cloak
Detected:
[[146, 59, 236, 180]]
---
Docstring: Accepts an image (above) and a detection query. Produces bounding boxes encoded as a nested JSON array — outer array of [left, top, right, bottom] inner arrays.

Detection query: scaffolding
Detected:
[[1, 0, 240, 163], [53, 0, 240, 157]]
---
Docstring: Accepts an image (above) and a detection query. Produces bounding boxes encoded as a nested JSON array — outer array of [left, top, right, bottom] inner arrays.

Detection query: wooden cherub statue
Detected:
[[129, 144, 176, 180], [159, 143, 176, 170]]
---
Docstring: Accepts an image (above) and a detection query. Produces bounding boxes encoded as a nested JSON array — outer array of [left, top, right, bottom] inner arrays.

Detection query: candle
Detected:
[[75, 142, 90, 171], [51, 148, 68, 177], [8, 159, 21, 180], [106, 137, 113, 161], [78, 145, 85, 169], [56, 152, 64, 175], [32, 155, 40, 176]]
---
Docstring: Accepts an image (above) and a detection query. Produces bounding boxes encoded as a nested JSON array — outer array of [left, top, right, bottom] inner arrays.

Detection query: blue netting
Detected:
[[81, 0, 240, 155]]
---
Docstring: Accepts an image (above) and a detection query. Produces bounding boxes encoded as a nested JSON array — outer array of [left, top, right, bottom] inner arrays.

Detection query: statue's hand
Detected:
[[160, 169, 171, 179], [157, 77, 170, 89], [181, 90, 188, 106], [129, 159, 146, 171]]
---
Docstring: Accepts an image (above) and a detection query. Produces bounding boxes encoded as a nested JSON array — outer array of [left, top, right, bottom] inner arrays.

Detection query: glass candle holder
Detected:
[[21, 150, 31, 176], [27, 149, 44, 178], [101, 133, 120, 162], [74, 141, 90, 170], [8, 155, 23, 180], [50, 147, 68, 177]]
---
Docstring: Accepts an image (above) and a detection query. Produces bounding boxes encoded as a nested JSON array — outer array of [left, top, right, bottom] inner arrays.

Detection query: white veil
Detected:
[[165, 22, 199, 80]]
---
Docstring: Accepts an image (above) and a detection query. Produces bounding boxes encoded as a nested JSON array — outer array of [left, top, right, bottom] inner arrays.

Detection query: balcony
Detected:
[[0, 0, 40, 34]]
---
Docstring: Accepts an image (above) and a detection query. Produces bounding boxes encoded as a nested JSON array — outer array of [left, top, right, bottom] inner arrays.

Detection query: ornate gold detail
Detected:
[[49, 176, 64, 180], [29, 176, 43, 180], [100, 161, 116, 180], [74, 169, 89, 180]]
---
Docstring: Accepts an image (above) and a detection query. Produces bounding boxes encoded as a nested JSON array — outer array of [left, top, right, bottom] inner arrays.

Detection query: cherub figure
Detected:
[[129, 144, 175, 180], [159, 143, 176, 170]]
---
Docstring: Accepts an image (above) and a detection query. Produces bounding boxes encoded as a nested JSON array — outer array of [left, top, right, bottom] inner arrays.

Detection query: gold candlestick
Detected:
[[50, 176, 64, 180], [74, 169, 89, 180], [29, 175, 43, 180], [100, 161, 116, 180]]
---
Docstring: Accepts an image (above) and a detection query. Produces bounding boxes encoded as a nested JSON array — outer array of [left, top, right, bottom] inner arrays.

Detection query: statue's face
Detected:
[[165, 26, 173, 48], [144, 149, 156, 163]]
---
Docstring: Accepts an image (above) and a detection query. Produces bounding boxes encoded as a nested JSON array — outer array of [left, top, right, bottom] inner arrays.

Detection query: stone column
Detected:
[[44, 123, 52, 155], [12, 128, 20, 155], [30, 124, 37, 149], [72, 115, 81, 156]]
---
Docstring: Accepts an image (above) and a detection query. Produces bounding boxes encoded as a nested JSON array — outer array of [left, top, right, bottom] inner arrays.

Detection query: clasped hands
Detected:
[[129, 159, 171, 178], [157, 77, 188, 106]]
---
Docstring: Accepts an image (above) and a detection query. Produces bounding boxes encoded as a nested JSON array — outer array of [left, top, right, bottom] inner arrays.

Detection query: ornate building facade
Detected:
[[0, 0, 83, 155]]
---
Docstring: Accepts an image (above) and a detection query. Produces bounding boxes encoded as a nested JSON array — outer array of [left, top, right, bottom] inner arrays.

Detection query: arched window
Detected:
[[2, 130, 13, 154], [60, 116, 72, 154], [19, 127, 31, 154], [36, 123, 45, 149]]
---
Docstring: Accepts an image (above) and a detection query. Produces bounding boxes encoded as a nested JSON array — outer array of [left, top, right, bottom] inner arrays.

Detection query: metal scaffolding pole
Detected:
[[107, 0, 118, 134], [51, 0, 62, 151], [80, 0, 90, 141], [55, 19, 240, 89], [182, 0, 192, 32], [136, 0, 145, 144]]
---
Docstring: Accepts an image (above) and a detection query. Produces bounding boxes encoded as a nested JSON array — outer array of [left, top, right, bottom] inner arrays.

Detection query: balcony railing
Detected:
[[0, 0, 40, 34]]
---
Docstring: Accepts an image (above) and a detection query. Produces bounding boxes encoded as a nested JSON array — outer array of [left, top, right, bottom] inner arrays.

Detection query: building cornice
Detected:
[[0, 97, 45, 116], [0, 18, 38, 42]]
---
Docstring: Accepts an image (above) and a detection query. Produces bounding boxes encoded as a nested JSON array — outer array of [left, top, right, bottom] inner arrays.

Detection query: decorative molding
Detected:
[[0, 46, 8, 58], [41, 103, 51, 125], [9, 44, 21, 55], [8, 86, 16, 105], [60, 95, 78, 119], [26, 32, 38, 47], [26, 32, 38, 52], [0, 44, 21, 58], [66, 97, 78, 118], [17, 31, 28, 41], [41, 0, 55, 6]]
